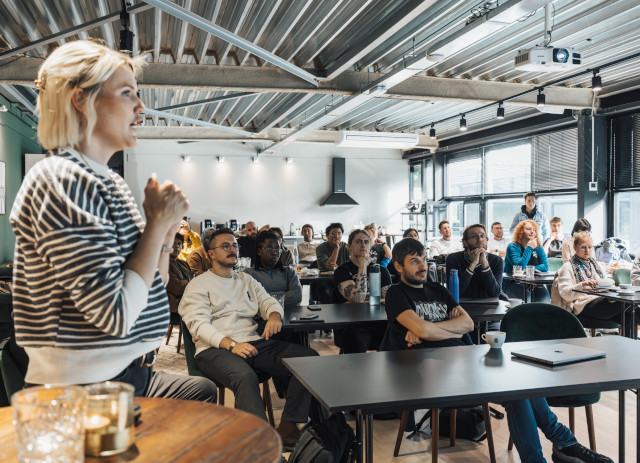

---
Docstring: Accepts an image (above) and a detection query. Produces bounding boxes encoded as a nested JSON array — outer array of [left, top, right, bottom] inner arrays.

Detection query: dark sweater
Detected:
[[445, 250, 503, 299]]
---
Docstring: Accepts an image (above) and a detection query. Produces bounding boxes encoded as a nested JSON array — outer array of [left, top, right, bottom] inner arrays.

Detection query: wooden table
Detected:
[[0, 397, 281, 463], [284, 336, 640, 463]]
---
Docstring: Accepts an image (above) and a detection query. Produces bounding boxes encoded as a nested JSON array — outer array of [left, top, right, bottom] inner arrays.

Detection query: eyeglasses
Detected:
[[468, 234, 487, 240], [263, 246, 281, 254], [329, 232, 342, 237], [211, 243, 239, 252], [578, 245, 593, 250]]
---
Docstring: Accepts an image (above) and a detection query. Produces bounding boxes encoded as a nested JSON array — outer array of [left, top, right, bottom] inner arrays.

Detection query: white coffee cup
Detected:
[[508, 298, 523, 309], [597, 278, 614, 288], [482, 331, 506, 349]]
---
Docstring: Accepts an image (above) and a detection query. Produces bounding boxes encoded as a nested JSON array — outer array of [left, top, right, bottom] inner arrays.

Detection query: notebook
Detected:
[[511, 343, 606, 366]]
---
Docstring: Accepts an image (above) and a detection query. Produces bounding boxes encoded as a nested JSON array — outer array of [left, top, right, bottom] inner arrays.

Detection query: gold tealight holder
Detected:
[[83, 381, 134, 456]]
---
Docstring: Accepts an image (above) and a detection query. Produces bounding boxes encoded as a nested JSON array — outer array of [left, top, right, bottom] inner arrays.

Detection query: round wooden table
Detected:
[[0, 397, 282, 463]]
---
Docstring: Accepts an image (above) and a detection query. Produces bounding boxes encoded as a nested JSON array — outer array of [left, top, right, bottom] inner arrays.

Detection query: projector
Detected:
[[514, 46, 581, 72]]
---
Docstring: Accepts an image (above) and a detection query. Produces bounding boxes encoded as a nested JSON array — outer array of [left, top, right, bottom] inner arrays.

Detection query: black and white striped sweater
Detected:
[[10, 149, 169, 384]]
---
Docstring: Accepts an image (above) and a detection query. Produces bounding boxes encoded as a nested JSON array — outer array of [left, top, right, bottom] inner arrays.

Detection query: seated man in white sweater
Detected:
[[429, 220, 463, 259], [179, 228, 319, 448]]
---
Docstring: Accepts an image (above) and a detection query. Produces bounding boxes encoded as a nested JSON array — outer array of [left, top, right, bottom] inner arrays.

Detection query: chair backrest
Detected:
[[547, 257, 563, 272], [0, 347, 25, 403], [501, 303, 587, 342], [612, 268, 631, 285], [180, 319, 205, 377]]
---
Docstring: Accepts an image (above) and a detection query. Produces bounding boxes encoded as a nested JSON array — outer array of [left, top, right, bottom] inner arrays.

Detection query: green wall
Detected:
[[0, 96, 41, 263]]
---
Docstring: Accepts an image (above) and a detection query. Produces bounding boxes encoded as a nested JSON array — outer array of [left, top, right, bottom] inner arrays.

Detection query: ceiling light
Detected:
[[429, 124, 436, 139], [537, 90, 545, 107], [459, 115, 467, 132], [181, 154, 191, 163], [0, 105, 7, 112], [252, 156, 260, 164], [591, 72, 602, 92], [286, 157, 294, 164], [496, 103, 505, 120], [217, 156, 225, 163]]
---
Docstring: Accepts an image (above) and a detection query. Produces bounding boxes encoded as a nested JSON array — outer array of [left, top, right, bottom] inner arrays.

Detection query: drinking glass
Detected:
[[84, 382, 134, 457], [512, 265, 523, 276], [526, 265, 535, 278], [12, 385, 88, 463]]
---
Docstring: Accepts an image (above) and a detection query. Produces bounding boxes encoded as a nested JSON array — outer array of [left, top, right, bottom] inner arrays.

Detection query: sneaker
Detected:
[[280, 427, 301, 451], [552, 443, 613, 463]]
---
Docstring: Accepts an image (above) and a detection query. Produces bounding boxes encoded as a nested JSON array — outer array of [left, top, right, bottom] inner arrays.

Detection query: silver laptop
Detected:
[[511, 343, 606, 366]]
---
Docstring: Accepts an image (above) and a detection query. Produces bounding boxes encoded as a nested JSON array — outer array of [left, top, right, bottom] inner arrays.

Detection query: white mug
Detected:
[[482, 331, 506, 349]]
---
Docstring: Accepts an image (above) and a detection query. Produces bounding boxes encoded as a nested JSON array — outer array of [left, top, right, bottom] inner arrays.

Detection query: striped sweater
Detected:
[[10, 149, 168, 384]]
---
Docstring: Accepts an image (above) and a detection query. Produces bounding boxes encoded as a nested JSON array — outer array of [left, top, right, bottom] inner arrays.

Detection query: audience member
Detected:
[[445, 224, 504, 300], [178, 220, 202, 262], [187, 227, 214, 276], [562, 219, 592, 263], [487, 222, 509, 257], [509, 192, 550, 242], [403, 228, 420, 240], [543, 217, 567, 258], [316, 222, 350, 271], [332, 230, 391, 353], [179, 228, 319, 447], [297, 224, 318, 262], [429, 220, 463, 259], [167, 233, 193, 315], [237, 221, 268, 265], [386, 238, 613, 463], [271, 227, 295, 267], [503, 220, 550, 302], [364, 223, 392, 267], [10, 40, 216, 402], [552, 232, 637, 337]]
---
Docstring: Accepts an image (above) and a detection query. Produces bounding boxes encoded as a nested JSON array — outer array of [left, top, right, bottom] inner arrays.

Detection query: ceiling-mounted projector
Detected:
[[514, 46, 581, 72]]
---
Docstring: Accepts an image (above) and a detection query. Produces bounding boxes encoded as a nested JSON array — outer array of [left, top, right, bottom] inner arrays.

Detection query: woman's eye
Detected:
[[123, 90, 130, 96]]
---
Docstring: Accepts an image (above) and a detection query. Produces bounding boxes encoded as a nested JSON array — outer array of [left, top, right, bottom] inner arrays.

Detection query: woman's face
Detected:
[[406, 230, 419, 240], [349, 232, 371, 258], [257, 238, 281, 269], [91, 65, 144, 154], [365, 229, 376, 241], [575, 236, 593, 260], [522, 223, 537, 242]]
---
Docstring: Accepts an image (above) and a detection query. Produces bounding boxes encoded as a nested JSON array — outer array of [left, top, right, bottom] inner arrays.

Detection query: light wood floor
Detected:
[[158, 327, 636, 462]]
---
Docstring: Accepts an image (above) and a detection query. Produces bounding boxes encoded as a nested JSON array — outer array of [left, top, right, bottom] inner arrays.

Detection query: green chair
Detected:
[[547, 257, 563, 272], [612, 268, 631, 285], [500, 303, 599, 451], [180, 319, 275, 425]]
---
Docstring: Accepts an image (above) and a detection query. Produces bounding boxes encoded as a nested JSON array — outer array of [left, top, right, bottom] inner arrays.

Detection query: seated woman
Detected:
[[503, 220, 550, 303], [332, 229, 392, 353], [562, 218, 592, 263], [553, 232, 637, 337], [364, 222, 392, 268]]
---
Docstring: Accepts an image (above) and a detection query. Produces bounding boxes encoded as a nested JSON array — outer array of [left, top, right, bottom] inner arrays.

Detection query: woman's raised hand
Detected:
[[143, 174, 189, 227]]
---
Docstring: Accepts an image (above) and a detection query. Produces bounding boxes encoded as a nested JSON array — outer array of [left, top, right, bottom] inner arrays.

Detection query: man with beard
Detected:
[[445, 224, 504, 300], [509, 192, 550, 242], [237, 221, 268, 265], [428, 220, 463, 259], [179, 228, 319, 448], [385, 238, 613, 463]]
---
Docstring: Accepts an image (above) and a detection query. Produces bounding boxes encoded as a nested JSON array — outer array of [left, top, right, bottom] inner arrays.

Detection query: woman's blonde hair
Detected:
[[573, 231, 592, 248], [512, 219, 542, 247], [36, 40, 145, 150], [363, 223, 377, 236]]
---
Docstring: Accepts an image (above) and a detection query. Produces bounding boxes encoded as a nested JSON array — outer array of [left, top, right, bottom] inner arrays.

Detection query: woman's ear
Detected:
[[70, 88, 86, 114]]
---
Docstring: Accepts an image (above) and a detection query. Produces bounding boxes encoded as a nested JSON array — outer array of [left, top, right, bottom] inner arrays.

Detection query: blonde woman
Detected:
[[502, 219, 550, 302], [364, 222, 392, 267], [10, 40, 216, 401]]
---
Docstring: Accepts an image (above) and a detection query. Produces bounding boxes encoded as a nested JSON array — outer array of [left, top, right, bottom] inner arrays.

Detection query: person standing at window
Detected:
[[509, 192, 550, 242]]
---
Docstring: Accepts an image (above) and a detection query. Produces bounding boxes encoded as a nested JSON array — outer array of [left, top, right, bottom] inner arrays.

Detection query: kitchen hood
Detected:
[[320, 158, 359, 207]]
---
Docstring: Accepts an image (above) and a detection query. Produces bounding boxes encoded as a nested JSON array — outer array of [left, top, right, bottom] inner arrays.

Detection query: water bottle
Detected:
[[449, 269, 459, 304], [369, 264, 381, 306]]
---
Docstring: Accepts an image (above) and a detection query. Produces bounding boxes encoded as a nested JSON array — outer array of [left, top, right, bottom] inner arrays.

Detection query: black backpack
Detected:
[[288, 413, 358, 463]]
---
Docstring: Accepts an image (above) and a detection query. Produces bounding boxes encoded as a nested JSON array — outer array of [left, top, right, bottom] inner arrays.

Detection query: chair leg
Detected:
[[394, 411, 410, 457], [508, 436, 514, 451], [176, 323, 182, 353], [263, 381, 275, 427], [449, 409, 456, 447], [218, 387, 225, 406], [590, 328, 597, 337], [431, 408, 439, 463], [482, 404, 496, 463], [585, 405, 596, 451], [165, 324, 173, 345], [569, 407, 575, 433]]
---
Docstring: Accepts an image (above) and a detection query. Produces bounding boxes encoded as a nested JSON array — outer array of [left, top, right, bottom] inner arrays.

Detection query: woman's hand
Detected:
[[581, 280, 598, 290], [526, 237, 538, 249], [356, 254, 372, 269], [143, 174, 189, 227]]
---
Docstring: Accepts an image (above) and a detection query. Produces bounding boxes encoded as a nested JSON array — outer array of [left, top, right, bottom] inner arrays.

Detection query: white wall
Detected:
[[126, 140, 409, 234]]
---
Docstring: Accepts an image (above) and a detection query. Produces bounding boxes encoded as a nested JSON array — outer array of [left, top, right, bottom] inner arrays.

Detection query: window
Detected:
[[486, 198, 524, 236], [446, 201, 464, 237], [485, 141, 531, 194], [410, 162, 423, 202], [535, 195, 577, 235], [532, 128, 578, 191], [612, 114, 640, 188], [464, 202, 480, 227], [614, 191, 640, 252], [424, 158, 434, 201], [446, 150, 482, 197]]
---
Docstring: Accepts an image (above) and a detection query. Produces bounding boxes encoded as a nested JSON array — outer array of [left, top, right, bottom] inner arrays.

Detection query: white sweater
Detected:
[[428, 238, 463, 258], [554, 262, 599, 315], [179, 271, 283, 355]]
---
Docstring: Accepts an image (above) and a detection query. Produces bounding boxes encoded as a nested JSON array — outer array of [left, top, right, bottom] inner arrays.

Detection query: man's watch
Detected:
[[228, 341, 237, 352]]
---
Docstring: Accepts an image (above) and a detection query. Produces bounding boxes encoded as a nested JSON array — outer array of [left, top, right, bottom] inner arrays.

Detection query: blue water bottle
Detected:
[[449, 269, 459, 304]]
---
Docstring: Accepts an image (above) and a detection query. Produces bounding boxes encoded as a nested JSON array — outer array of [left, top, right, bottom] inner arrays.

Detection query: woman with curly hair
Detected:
[[503, 219, 550, 302]]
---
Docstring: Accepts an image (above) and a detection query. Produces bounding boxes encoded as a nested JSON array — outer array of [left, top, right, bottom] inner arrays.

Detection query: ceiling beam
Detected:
[[0, 84, 36, 115], [143, 108, 252, 136]]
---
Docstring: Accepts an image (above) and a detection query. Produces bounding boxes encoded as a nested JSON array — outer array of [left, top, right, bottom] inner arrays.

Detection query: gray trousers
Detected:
[[196, 338, 318, 423]]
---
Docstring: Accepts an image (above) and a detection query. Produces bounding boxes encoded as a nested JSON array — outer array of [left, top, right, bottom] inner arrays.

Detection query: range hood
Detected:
[[320, 158, 359, 207]]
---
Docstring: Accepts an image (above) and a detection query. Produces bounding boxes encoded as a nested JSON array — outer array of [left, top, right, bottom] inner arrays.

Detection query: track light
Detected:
[[286, 157, 294, 164], [429, 124, 436, 139], [537, 90, 545, 108], [591, 72, 602, 92], [496, 103, 505, 120], [217, 156, 225, 163], [459, 115, 467, 131], [252, 156, 260, 164], [181, 154, 191, 163]]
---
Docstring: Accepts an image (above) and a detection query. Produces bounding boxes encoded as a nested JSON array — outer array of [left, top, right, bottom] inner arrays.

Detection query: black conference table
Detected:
[[284, 336, 640, 463], [504, 272, 556, 302], [298, 272, 335, 285], [574, 287, 640, 339]]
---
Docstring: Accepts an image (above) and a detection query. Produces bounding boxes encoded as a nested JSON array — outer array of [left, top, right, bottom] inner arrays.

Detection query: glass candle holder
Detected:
[[84, 381, 134, 457], [12, 385, 88, 463]]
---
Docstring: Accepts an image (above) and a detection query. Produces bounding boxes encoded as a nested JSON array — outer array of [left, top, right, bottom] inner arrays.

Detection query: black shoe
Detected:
[[281, 427, 302, 451], [552, 443, 613, 463]]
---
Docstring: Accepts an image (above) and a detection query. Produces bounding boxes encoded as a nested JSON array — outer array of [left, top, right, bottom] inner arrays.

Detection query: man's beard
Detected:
[[403, 271, 427, 286]]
